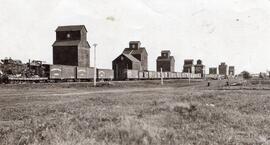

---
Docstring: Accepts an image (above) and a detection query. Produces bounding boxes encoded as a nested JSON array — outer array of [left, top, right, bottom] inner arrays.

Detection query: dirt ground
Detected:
[[1, 79, 270, 145]]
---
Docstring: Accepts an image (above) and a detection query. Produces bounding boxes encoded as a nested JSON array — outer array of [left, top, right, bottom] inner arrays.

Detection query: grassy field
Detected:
[[1, 79, 270, 145]]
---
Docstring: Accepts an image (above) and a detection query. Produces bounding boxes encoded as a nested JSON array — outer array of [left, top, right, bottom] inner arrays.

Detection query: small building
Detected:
[[156, 50, 175, 72], [219, 62, 228, 76], [229, 66, 235, 76], [52, 25, 90, 67], [112, 53, 141, 80], [123, 41, 148, 71], [183, 59, 195, 73], [209, 67, 217, 74], [194, 59, 205, 77]]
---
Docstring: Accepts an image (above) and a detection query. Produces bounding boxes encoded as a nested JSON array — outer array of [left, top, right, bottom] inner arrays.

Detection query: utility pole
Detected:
[[188, 68, 191, 85], [161, 68, 163, 85], [93, 43, 98, 87]]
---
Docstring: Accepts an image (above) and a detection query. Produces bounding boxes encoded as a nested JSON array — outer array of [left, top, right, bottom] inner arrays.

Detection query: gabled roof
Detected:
[[129, 41, 141, 45], [161, 50, 171, 53], [56, 25, 87, 32], [123, 47, 148, 55], [184, 59, 194, 61], [122, 53, 140, 63], [113, 53, 140, 63]]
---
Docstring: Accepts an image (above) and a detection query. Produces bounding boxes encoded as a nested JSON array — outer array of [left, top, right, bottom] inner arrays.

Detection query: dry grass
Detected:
[[1, 80, 270, 145]]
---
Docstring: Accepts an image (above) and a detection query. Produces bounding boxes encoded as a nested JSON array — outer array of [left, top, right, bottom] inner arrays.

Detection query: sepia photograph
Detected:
[[1, 0, 270, 145]]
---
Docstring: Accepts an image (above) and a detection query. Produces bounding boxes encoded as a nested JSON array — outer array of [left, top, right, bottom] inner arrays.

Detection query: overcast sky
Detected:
[[1, 0, 270, 74]]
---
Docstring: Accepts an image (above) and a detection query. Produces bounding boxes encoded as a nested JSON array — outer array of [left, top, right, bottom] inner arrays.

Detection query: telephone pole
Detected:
[[188, 68, 191, 85], [93, 43, 98, 87], [161, 68, 164, 85]]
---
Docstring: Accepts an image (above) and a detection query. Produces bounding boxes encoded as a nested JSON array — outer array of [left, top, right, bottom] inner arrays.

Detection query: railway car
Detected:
[[138, 71, 144, 80], [124, 69, 139, 80], [155, 72, 159, 79], [148, 71, 157, 79], [170, 72, 174, 79], [173, 72, 177, 79], [143, 71, 149, 79], [205, 74, 219, 80], [160, 72, 165, 79], [8, 77, 48, 83], [43, 64, 76, 81], [76, 67, 95, 81], [97, 68, 114, 81], [195, 74, 201, 79], [162, 72, 166, 79], [177, 72, 181, 78], [61, 65, 76, 80], [181, 73, 188, 79], [173, 72, 178, 79], [157, 72, 161, 78], [168, 72, 172, 79]]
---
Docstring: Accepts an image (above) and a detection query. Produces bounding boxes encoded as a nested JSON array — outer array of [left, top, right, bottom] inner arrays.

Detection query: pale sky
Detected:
[[1, 0, 270, 74]]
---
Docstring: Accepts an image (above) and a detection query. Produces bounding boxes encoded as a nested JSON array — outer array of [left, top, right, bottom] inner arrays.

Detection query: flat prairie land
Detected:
[[0, 80, 270, 145]]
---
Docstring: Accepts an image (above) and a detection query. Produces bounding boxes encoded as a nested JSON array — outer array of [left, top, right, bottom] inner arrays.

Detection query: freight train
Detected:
[[0, 58, 113, 84], [0, 58, 202, 84], [120, 69, 201, 80]]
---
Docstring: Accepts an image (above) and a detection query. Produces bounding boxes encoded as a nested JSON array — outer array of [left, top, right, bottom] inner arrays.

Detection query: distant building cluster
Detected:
[[112, 40, 234, 80], [208, 62, 235, 77]]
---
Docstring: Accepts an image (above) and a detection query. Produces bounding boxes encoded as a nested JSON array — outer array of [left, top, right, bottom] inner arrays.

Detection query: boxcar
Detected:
[[161, 72, 167, 79], [154, 72, 158, 79], [190, 73, 194, 79], [168, 72, 172, 79], [125, 69, 139, 80], [173, 72, 177, 79], [139, 71, 144, 79], [157, 72, 161, 78], [97, 69, 114, 81], [167, 72, 172, 79], [76, 67, 94, 80], [62, 65, 76, 79], [194, 73, 201, 79], [45, 65, 76, 80], [148, 71, 156, 79], [172, 72, 175, 79], [177, 72, 181, 78], [181, 73, 188, 79], [48, 65, 62, 79], [143, 71, 149, 79]]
